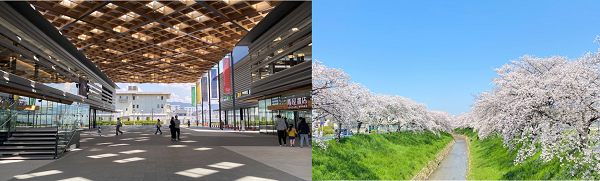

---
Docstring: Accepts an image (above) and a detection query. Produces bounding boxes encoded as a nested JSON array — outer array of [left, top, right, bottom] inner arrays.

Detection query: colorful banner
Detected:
[[201, 77, 208, 103], [210, 68, 218, 98], [223, 58, 231, 94], [191, 87, 196, 106], [196, 82, 201, 105]]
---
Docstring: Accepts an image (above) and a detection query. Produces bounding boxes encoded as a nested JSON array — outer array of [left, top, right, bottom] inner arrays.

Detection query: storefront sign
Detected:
[[287, 97, 308, 109]]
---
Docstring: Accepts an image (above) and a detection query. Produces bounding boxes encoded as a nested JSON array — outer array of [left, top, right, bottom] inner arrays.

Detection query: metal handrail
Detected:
[[1, 112, 19, 143], [55, 119, 81, 159], [0, 112, 18, 128], [54, 126, 59, 159]]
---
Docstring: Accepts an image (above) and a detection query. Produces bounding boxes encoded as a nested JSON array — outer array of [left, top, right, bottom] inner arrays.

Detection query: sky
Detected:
[[114, 46, 249, 107], [314, 0, 600, 115]]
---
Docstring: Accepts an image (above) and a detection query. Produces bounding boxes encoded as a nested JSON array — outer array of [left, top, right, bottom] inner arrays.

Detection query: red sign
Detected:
[[223, 58, 231, 94]]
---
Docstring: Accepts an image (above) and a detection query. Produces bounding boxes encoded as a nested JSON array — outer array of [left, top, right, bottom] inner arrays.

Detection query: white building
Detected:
[[171, 105, 181, 111], [116, 86, 171, 122], [184, 106, 197, 115]]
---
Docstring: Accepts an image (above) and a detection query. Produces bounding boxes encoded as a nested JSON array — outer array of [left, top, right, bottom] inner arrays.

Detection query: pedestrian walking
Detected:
[[196, 120, 199, 127], [275, 115, 287, 146], [297, 117, 311, 148], [187, 120, 190, 128], [98, 127, 102, 136], [220, 120, 224, 130], [169, 117, 176, 141], [155, 119, 162, 134], [116, 117, 123, 135], [287, 124, 298, 147], [174, 115, 181, 140]]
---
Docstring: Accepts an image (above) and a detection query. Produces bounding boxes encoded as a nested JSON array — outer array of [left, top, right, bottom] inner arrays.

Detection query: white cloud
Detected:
[[184, 96, 191, 103], [169, 93, 184, 102]]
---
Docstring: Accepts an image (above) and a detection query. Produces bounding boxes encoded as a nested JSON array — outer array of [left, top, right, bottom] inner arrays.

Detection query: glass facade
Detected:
[[0, 34, 116, 129], [0, 92, 90, 129], [223, 89, 312, 135], [251, 42, 312, 82], [0, 36, 77, 84]]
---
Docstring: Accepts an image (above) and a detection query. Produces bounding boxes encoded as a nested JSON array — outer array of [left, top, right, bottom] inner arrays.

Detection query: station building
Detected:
[[219, 1, 312, 134], [0, 0, 282, 159]]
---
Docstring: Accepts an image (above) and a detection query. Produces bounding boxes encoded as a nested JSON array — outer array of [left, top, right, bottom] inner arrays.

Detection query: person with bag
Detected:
[[174, 115, 181, 140], [116, 117, 123, 135], [297, 117, 311, 148], [169, 117, 176, 141], [155, 119, 162, 135]]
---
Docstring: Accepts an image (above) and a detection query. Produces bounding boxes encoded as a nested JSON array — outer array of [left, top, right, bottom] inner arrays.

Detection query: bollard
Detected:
[[253, 127, 255, 131]]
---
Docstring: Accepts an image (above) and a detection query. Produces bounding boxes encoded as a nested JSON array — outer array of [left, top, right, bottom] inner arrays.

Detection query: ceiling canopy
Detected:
[[30, 0, 279, 83]]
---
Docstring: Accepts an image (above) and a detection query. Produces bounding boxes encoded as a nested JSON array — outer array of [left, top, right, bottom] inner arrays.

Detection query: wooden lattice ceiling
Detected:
[[31, 0, 279, 83]]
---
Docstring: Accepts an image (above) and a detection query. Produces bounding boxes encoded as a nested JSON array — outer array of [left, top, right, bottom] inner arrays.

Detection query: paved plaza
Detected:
[[0, 126, 311, 181]]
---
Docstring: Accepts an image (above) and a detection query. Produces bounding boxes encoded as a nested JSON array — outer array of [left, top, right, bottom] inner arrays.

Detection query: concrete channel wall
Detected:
[[411, 136, 456, 180]]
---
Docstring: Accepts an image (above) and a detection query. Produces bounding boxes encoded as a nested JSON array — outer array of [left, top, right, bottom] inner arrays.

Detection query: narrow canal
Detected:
[[428, 136, 468, 180]]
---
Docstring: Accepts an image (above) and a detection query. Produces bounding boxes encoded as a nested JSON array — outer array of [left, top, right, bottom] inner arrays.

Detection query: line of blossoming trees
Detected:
[[312, 60, 454, 146], [312, 37, 600, 178]]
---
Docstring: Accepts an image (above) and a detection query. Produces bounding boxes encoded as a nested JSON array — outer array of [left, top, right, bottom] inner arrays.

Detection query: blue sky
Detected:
[[314, 0, 600, 115]]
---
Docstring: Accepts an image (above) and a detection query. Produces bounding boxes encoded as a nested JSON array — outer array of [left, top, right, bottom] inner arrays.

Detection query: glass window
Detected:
[[133, 96, 135, 100], [157, 96, 160, 99], [157, 104, 160, 108], [161, 104, 163, 108], [132, 104, 135, 109], [137, 105, 139, 108], [161, 96, 164, 100], [251, 44, 311, 82]]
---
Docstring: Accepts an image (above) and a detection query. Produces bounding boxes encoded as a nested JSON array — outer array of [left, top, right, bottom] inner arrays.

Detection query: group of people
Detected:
[[152, 115, 183, 141], [103, 115, 310, 147], [275, 115, 311, 148]]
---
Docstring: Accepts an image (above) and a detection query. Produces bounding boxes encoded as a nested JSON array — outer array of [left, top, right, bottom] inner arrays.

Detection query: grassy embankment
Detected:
[[455, 128, 598, 180], [312, 131, 453, 180]]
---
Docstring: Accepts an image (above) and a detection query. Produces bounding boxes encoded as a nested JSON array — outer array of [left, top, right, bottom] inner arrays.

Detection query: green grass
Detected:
[[312, 131, 453, 180], [455, 128, 598, 180]]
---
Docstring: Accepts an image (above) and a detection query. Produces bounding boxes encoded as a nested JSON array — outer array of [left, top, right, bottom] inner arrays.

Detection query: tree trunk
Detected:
[[357, 122, 362, 135], [336, 123, 342, 142]]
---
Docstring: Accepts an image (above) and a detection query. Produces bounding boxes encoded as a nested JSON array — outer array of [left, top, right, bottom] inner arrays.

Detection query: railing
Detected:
[[0, 101, 18, 144], [1, 112, 19, 143], [54, 104, 86, 159]]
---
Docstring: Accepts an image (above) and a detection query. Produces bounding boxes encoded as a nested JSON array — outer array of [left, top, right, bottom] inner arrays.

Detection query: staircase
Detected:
[[0, 128, 57, 160]]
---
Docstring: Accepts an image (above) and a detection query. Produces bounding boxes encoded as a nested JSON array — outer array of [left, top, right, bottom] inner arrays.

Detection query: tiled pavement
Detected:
[[0, 125, 311, 181]]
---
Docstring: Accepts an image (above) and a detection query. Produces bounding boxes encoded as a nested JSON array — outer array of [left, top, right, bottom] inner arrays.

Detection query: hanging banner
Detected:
[[196, 82, 201, 105], [223, 58, 231, 94], [210, 68, 218, 98], [201, 77, 208, 103], [191, 87, 196, 106]]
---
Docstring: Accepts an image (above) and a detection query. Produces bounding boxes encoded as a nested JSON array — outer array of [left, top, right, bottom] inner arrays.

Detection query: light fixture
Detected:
[[291, 28, 299, 31]]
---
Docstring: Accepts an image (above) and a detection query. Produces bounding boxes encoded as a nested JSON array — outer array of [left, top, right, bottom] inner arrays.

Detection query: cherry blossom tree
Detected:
[[465, 43, 600, 177]]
